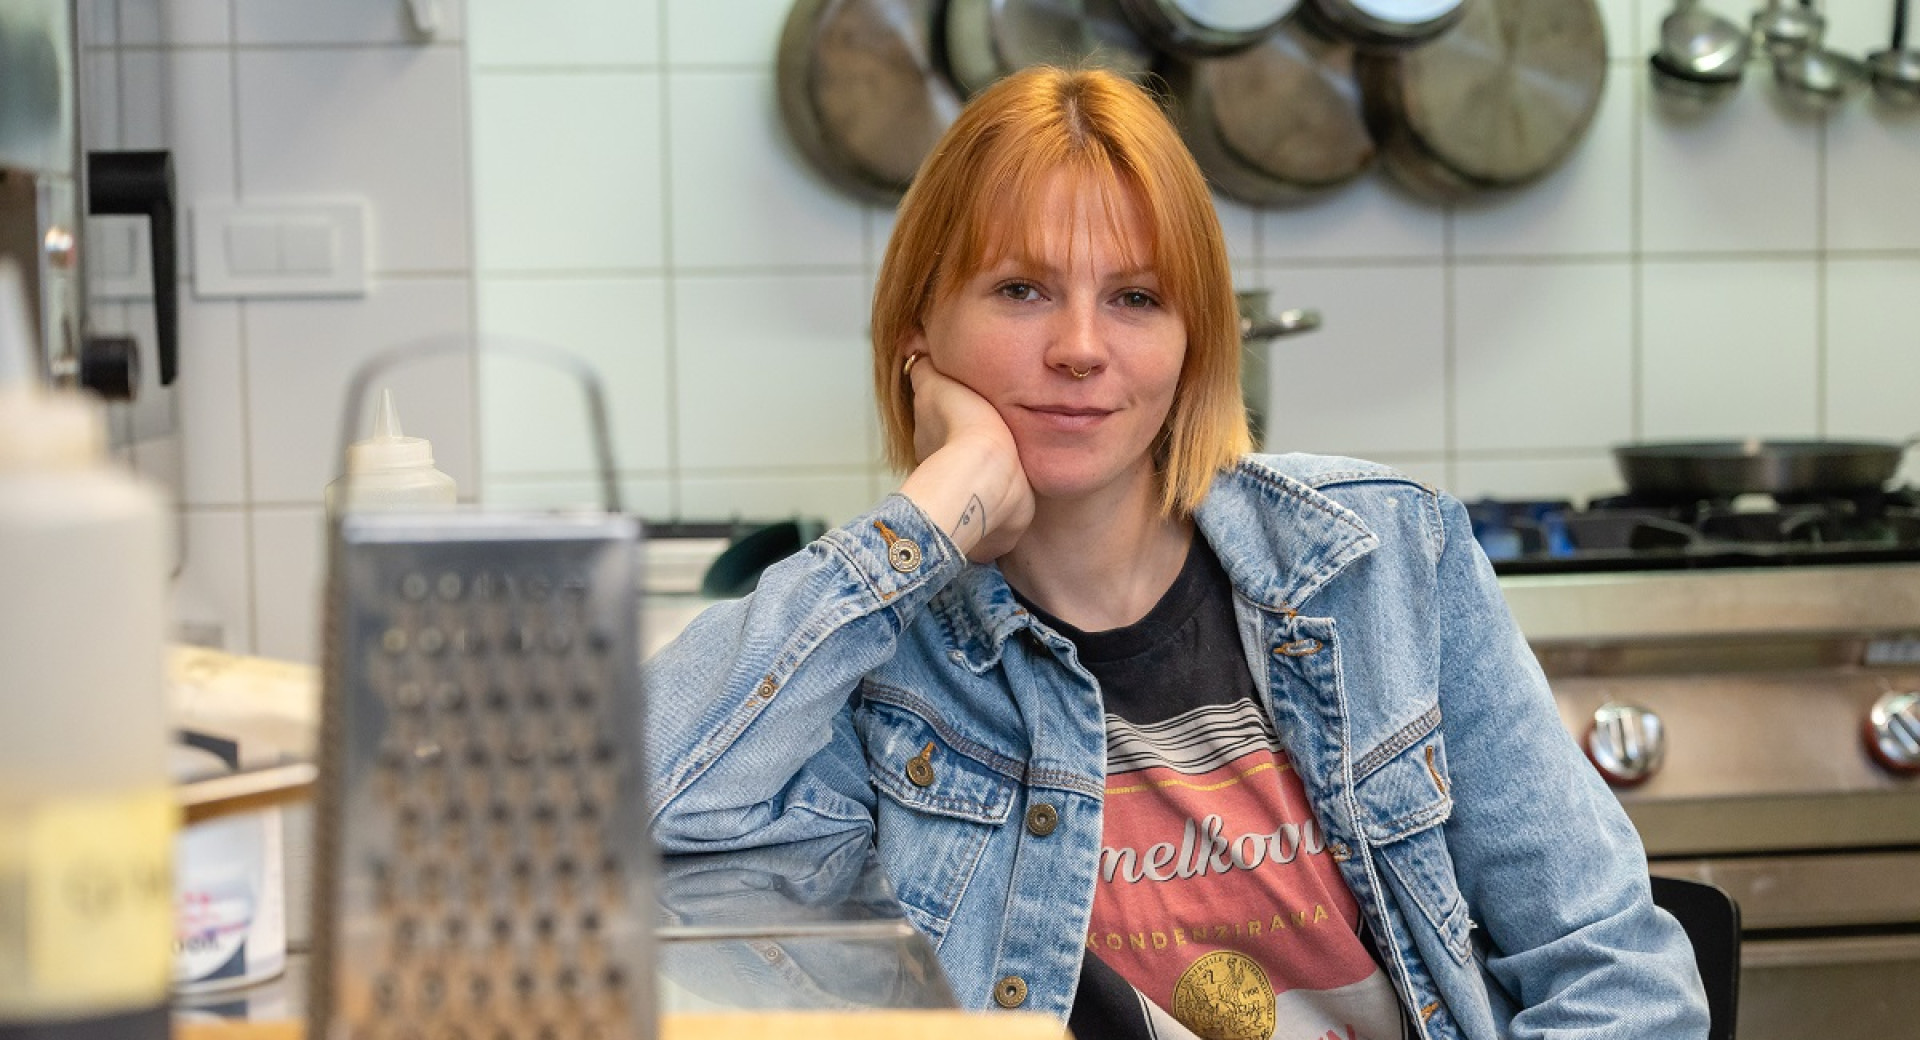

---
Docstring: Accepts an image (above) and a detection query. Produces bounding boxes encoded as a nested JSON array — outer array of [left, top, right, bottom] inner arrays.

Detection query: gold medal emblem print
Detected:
[[1170, 949, 1277, 1040]]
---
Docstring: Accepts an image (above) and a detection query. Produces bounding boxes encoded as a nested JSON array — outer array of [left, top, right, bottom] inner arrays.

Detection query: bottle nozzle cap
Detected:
[[346, 387, 436, 472]]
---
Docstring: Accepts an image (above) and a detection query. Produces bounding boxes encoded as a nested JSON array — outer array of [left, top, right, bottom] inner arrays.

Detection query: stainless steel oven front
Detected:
[[1505, 564, 1920, 1039]]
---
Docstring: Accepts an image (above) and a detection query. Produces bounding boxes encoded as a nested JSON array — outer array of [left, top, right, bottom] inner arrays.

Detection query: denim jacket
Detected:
[[645, 453, 1709, 1039]]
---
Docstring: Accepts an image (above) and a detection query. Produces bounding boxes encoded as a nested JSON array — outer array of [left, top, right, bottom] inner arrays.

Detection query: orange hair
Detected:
[[870, 65, 1250, 515]]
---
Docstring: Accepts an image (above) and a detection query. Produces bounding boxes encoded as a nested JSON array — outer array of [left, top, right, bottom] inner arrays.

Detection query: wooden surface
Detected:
[[176, 1010, 1067, 1040]]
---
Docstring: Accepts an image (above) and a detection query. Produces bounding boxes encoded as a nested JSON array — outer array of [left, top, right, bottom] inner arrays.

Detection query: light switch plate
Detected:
[[191, 199, 370, 299]]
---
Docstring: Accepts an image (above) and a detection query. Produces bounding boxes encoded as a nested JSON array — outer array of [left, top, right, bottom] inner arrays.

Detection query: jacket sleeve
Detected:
[[1430, 493, 1709, 1039], [644, 494, 967, 854]]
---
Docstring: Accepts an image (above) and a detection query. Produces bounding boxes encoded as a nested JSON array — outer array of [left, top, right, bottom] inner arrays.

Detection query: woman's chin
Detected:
[[1021, 460, 1155, 508]]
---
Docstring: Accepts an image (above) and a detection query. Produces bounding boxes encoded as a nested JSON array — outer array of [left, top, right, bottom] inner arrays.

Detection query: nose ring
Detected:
[[1070, 366, 1090, 379]]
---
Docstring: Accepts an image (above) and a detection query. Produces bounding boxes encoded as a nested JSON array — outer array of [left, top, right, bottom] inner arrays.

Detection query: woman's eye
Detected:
[[1117, 289, 1159, 309], [997, 282, 1040, 302]]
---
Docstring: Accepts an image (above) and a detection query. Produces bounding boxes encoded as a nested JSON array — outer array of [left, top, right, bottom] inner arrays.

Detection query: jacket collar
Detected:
[[934, 454, 1382, 669]]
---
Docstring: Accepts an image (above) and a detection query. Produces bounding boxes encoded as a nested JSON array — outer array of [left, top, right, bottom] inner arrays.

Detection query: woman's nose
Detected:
[[1046, 301, 1106, 379]]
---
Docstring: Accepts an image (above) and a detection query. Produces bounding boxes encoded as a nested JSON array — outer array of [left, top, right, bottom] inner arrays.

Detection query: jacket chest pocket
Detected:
[[854, 696, 1015, 946], [1353, 713, 1473, 965]]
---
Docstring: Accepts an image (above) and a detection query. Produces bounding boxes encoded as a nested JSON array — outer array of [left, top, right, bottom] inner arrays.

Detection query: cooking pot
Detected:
[[1357, 0, 1607, 201], [1612, 437, 1919, 499]]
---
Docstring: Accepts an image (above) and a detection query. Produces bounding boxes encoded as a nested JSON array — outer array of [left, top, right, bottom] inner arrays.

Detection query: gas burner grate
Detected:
[[1470, 487, 1920, 574]]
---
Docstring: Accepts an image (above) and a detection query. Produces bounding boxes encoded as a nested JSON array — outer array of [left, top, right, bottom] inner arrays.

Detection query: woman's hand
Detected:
[[897, 349, 1034, 563]]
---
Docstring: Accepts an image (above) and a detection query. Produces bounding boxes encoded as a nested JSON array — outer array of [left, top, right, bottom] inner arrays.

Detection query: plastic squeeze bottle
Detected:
[[324, 388, 457, 511], [0, 260, 174, 1039]]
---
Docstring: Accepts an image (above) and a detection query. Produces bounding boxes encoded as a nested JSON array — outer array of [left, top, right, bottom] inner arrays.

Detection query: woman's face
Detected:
[[917, 174, 1187, 508]]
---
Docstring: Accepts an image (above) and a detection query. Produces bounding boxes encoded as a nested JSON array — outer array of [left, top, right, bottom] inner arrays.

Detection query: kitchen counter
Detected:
[[176, 1009, 1067, 1040], [170, 832, 1007, 1035]]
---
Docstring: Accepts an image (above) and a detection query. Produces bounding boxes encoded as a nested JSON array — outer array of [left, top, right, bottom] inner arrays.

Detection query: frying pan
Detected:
[[775, 0, 962, 203], [1613, 438, 1919, 499], [1356, 0, 1607, 202], [944, 0, 1157, 96], [1116, 0, 1302, 57], [1163, 20, 1374, 204]]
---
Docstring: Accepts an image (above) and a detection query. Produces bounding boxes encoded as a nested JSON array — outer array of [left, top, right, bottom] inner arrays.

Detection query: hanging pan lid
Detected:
[[944, 0, 1158, 96], [1358, 0, 1607, 201], [776, 0, 962, 203], [1165, 21, 1374, 204]]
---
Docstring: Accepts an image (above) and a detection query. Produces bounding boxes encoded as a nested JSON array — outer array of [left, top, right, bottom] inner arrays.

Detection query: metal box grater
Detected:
[[309, 509, 655, 1040]]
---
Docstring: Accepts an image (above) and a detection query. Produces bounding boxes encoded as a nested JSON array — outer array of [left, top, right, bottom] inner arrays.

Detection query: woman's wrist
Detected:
[[898, 437, 1012, 557]]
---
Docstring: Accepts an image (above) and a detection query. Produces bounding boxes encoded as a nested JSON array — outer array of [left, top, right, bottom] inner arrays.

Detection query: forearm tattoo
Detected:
[[954, 495, 985, 537]]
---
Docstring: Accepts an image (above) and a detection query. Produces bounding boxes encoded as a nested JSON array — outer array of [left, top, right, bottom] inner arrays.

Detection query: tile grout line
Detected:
[[453, 26, 483, 503], [224, 6, 262, 656], [1441, 197, 1458, 493], [1814, 115, 1828, 436], [1627, 35, 1644, 444], [658, 2, 683, 521]]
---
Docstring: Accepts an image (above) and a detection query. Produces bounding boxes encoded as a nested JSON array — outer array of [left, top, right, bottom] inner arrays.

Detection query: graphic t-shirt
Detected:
[[1035, 539, 1411, 1040]]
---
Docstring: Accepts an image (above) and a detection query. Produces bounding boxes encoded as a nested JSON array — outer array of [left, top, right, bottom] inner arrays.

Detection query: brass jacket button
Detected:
[[888, 538, 923, 572], [905, 742, 936, 787], [993, 975, 1028, 1008], [1025, 803, 1058, 836]]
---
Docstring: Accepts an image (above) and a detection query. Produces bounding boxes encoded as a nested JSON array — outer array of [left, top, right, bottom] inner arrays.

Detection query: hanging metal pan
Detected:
[[1164, 20, 1374, 204], [1116, 0, 1303, 57], [944, 0, 1158, 96], [1356, 0, 1607, 201], [776, 0, 962, 203], [1613, 438, 1919, 499]]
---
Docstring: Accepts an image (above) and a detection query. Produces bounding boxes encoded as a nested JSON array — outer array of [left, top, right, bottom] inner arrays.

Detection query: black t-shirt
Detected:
[[1018, 538, 1411, 1040]]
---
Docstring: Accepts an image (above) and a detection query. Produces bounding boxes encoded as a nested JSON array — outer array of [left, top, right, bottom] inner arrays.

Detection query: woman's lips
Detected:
[[1021, 404, 1113, 432]]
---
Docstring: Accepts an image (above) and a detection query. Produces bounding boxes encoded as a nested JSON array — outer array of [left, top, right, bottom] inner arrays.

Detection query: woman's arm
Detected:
[[646, 353, 1033, 854], [1431, 494, 1708, 1039], [645, 494, 965, 852]]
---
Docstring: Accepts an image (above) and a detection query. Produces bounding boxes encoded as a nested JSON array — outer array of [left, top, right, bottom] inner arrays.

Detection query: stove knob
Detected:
[[1863, 691, 1920, 776], [1585, 702, 1666, 787]]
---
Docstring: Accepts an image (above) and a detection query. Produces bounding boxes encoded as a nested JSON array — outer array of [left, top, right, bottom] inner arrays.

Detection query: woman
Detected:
[[646, 65, 1706, 1039]]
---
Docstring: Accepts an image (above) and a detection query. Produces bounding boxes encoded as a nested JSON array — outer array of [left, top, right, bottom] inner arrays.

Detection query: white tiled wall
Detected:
[[120, 0, 1920, 665], [91, 0, 478, 662]]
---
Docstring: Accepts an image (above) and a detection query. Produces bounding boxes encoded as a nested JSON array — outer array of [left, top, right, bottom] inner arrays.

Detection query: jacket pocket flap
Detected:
[[859, 699, 1014, 826], [1352, 716, 1453, 844]]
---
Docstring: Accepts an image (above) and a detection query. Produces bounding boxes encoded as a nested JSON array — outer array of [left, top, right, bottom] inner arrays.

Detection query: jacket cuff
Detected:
[[824, 493, 967, 605]]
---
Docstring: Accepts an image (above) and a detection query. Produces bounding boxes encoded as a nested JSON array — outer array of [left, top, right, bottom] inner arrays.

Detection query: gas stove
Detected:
[[1469, 486, 1920, 575], [1478, 486, 1920, 1040]]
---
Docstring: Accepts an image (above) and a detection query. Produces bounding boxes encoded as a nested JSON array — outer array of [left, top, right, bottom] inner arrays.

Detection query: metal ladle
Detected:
[[1648, 0, 1751, 108], [1752, 0, 1822, 58], [1771, 2, 1867, 112], [1869, 0, 1920, 106]]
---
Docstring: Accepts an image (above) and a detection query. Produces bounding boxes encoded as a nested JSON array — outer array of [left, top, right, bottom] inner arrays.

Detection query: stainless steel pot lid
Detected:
[[945, 0, 1157, 96], [1358, 0, 1606, 200], [776, 0, 961, 202], [1117, 0, 1303, 55], [1165, 23, 1373, 204]]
